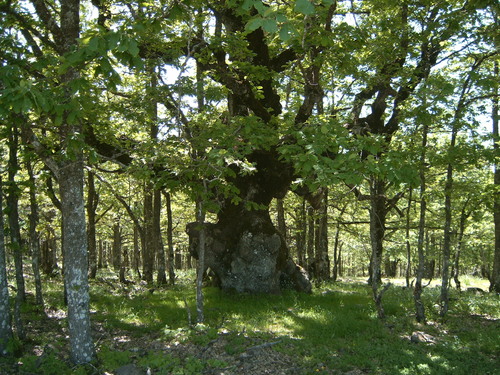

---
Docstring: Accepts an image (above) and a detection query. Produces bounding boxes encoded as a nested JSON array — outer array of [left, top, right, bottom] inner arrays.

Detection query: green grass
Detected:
[[5, 271, 500, 374]]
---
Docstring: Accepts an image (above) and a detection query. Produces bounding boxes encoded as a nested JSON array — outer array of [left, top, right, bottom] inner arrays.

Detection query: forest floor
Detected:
[[0, 271, 498, 374]]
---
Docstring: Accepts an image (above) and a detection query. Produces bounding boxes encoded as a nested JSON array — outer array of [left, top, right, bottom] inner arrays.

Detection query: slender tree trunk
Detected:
[[491, 60, 500, 293], [195, 196, 206, 323], [440, 159, 454, 316], [332, 203, 347, 282], [454, 200, 470, 290], [27, 161, 43, 305], [332, 219, 341, 282], [175, 248, 182, 270], [103, 241, 109, 269], [41, 236, 57, 276], [133, 225, 141, 279], [7, 124, 25, 340], [112, 223, 121, 272], [0, 176, 13, 355], [315, 190, 330, 280], [306, 206, 315, 277], [405, 189, 412, 288], [414, 120, 428, 323], [440, 55, 487, 315], [296, 198, 306, 267], [277, 198, 287, 241], [120, 246, 127, 284], [369, 177, 386, 286], [86, 171, 98, 279], [97, 239, 105, 268], [337, 242, 343, 278], [7, 125, 24, 298], [165, 192, 176, 285], [143, 187, 154, 282], [155, 190, 167, 285], [370, 177, 388, 319]]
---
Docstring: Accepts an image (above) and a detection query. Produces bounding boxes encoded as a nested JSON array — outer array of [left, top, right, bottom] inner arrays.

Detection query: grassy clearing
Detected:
[[1, 271, 499, 374]]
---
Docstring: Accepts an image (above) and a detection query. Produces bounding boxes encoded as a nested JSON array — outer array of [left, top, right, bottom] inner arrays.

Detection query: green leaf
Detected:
[[67, 110, 79, 125], [246, 17, 264, 32], [241, 0, 256, 11], [88, 36, 99, 52], [294, 0, 315, 15], [128, 40, 140, 57], [262, 19, 278, 33], [107, 32, 120, 49], [253, 1, 267, 15]]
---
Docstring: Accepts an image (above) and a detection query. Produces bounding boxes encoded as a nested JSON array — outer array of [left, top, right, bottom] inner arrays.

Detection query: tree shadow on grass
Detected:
[[87, 279, 498, 374], [197, 283, 499, 374]]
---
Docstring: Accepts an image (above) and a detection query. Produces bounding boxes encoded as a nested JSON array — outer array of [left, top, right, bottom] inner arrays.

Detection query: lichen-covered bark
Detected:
[[57, 0, 95, 362], [0, 177, 13, 355], [60, 159, 95, 364]]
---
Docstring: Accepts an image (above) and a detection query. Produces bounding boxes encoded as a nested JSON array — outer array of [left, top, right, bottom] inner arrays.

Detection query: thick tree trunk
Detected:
[[0, 177, 13, 356], [59, 158, 94, 364], [27, 161, 43, 305], [186, 151, 311, 294]]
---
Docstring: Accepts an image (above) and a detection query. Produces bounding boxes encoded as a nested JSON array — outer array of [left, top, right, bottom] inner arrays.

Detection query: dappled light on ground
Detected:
[[1, 273, 498, 374]]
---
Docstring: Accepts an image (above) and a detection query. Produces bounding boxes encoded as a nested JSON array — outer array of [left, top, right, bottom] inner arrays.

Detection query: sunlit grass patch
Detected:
[[90, 275, 500, 374], [12, 270, 499, 375]]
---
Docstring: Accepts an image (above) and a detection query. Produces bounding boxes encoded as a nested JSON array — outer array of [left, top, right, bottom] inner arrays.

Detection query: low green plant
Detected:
[[181, 356, 204, 374], [206, 358, 229, 368], [18, 352, 72, 375], [224, 332, 247, 355], [98, 345, 132, 371], [138, 351, 181, 375]]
